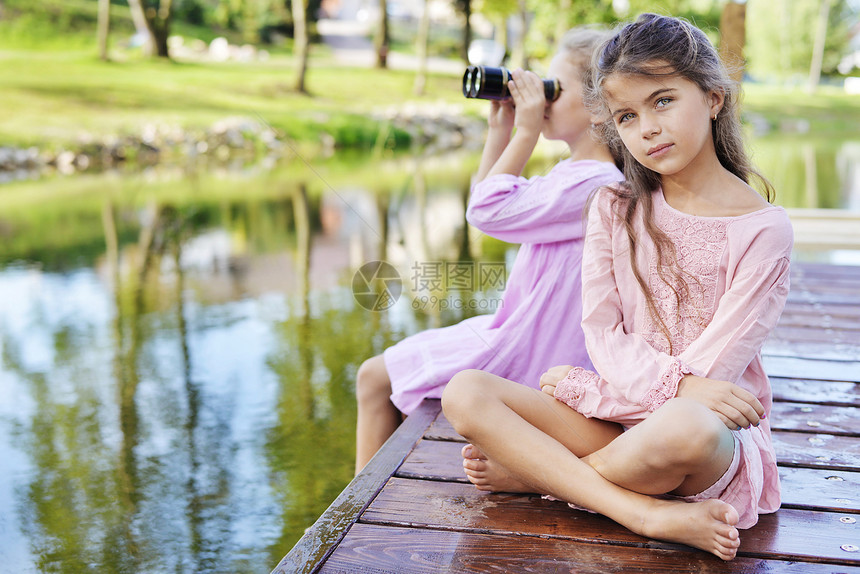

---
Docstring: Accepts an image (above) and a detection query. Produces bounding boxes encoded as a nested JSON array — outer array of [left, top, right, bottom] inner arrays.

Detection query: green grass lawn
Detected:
[[0, 39, 858, 154], [1, 0, 858, 153], [0, 45, 478, 151]]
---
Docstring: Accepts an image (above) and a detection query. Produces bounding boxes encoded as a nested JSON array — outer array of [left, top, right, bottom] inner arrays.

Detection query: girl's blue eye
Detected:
[[656, 97, 672, 107], [618, 112, 635, 124]]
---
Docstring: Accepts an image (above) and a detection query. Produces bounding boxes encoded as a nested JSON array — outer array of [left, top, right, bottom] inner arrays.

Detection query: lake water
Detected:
[[0, 140, 858, 573]]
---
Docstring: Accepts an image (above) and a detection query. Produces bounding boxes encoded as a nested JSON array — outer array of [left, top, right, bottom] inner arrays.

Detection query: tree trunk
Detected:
[[413, 0, 431, 95], [140, 0, 173, 58], [126, 0, 153, 56], [97, 0, 111, 61], [293, 0, 310, 92], [375, 0, 389, 68], [461, 0, 472, 63], [719, 1, 746, 83], [808, 0, 831, 94]]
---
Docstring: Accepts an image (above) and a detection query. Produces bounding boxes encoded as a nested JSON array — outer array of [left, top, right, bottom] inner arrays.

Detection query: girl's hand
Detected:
[[539, 364, 573, 396], [507, 69, 546, 137], [676, 374, 765, 430], [487, 99, 515, 132]]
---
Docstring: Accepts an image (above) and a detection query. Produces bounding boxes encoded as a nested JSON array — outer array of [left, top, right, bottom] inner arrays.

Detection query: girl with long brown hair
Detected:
[[442, 13, 793, 561]]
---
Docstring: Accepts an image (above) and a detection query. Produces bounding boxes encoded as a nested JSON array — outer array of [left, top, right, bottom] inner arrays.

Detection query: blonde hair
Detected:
[[558, 27, 624, 170]]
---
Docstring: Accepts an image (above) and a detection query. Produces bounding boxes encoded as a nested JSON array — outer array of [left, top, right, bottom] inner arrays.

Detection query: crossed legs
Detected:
[[442, 369, 741, 560]]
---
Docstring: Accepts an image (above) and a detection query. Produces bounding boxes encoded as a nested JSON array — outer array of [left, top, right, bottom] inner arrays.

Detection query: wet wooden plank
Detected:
[[792, 268, 860, 282], [786, 291, 860, 306], [361, 478, 860, 565], [792, 261, 860, 276], [769, 324, 860, 343], [398, 437, 860, 513], [763, 356, 860, 382], [770, 402, 860, 436], [778, 467, 860, 512], [787, 287, 860, 304], [778, 309, 860, 331], [319, 523, 857, 574], [771, 378, 860, 406], [773, 432, 860, 471], [764, 345, 860, 362], [271, 400, 442, 574], [770, 325, 860, 343]]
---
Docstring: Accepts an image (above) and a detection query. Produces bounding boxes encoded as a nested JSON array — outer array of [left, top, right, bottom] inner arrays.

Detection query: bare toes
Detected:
[[461, 443, 486, 460], [715, 501, 739, 526], [463, 458, 488, 473]]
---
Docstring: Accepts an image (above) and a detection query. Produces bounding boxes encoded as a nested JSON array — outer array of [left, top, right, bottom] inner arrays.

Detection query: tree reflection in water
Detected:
[[0, 155, 505, 572]]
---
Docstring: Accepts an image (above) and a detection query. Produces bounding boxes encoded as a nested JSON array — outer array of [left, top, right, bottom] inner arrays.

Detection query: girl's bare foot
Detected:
[[640, 497, 741, 561], [461, 444, 533, 493]]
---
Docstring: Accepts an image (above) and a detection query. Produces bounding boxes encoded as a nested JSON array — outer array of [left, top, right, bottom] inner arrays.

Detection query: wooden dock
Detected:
[[274, 261, 860, 573]]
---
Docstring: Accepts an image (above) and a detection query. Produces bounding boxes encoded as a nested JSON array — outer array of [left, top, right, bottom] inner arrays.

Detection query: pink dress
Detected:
[[384, 159, 623, 414], [553, 187, 794, 529]]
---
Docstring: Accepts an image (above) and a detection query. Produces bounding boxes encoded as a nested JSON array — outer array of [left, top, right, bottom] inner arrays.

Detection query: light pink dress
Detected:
[[384, 159, 623, 414], [553, 187, 793, 529]]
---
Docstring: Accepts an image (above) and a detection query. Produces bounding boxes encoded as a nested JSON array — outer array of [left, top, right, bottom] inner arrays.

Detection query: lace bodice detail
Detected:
[[643, 207, 729, 356]]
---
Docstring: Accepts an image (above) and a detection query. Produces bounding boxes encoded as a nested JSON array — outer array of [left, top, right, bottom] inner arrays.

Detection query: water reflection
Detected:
[[752, 136, 860, 209], [0, 152, 498, 573], [0, 141, 858, 572]]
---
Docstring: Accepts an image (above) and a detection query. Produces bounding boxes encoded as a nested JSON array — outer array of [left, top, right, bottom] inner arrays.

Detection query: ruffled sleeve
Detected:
[[466, 160, 621, 244]]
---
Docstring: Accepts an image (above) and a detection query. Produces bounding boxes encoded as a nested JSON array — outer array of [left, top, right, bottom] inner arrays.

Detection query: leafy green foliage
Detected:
[[746, 0, 854, 80]]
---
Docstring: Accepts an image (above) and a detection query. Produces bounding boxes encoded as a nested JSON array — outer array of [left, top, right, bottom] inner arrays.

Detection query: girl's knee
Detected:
[[356, 356, 390, 401], [442, 369, 491, 430], [442, 370, 483, 410], [647, 398, 726, 464]]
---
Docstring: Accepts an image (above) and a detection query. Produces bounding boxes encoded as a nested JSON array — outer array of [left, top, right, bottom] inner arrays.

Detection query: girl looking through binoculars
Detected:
[[354, 28, 623, 474]]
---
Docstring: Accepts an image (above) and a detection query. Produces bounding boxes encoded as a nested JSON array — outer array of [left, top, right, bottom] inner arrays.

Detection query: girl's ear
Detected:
[[708, 89, 725, 119]]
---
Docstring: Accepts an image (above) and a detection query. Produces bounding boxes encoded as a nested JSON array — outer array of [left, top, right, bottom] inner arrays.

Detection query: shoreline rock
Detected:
[[0, 109, 487, 183]]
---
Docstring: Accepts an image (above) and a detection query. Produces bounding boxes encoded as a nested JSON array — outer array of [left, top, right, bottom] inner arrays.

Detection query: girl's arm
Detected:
[[480, 69, 546, 180], [467, 161, 621, 244], [474, 100, 515, 184], [553, 190, 793, 426]]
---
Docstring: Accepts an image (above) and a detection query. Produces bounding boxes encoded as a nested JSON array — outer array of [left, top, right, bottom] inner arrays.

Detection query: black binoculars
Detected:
[[462, 66, 561, 102]]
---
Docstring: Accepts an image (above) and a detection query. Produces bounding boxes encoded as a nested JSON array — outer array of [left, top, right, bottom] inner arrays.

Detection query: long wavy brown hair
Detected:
[[583, 13, 775, 353]]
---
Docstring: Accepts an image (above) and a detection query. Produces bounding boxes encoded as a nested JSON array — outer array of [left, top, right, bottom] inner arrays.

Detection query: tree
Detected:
[[375, 0, 390, 68], [719, 0, 746, 83], [293, 0, 310, 92], [128, 0, 173, 58], [474, 0, 518, 62], [126, 0, 152, 55], [453, 0, 473, 63], [526, 0, 615, 61], [808, 0, 832, 93], [414, 0, 431, 95], [97, 0, 111, 61], [746, 0, 852, 82]]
